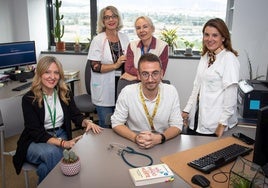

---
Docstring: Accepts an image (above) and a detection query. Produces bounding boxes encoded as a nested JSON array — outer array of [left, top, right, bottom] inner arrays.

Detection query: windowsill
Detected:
[[41, 50, 201, 59]]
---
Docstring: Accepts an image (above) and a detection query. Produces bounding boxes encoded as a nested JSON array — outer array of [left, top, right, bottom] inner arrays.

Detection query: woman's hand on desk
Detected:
[[82, 119, 104, 134]]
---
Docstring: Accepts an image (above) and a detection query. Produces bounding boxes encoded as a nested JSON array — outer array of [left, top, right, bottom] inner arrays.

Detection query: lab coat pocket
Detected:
[[205, 74, 222, 92], [91, 82, 103, 102]]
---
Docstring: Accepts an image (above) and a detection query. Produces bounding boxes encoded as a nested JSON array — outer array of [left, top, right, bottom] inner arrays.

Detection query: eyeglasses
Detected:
[[140, 71, 161, 80], [103, 14, 118, 21]]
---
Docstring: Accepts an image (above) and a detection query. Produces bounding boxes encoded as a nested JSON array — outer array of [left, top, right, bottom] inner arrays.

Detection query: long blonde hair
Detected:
[[31, 56, 69, 107]]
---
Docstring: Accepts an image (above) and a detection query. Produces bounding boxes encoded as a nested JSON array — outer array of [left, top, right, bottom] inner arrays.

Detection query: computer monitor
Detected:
[[253, 105, 268, 176], [0, 41, 36, 71]]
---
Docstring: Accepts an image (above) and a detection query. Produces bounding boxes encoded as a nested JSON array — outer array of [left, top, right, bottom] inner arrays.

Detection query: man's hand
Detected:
[[135, 131, 161, 149]]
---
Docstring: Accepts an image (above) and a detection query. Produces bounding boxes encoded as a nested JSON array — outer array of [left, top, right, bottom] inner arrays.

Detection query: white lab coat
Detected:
[[183, 49, 240, 134], [87, 32, 129, 106]]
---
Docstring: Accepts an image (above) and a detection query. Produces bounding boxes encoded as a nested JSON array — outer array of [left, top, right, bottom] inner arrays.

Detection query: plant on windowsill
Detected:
[[60, 149, 81, 176], [73, 35, 81, 53], [160, 27, 178, 55], [181, 38, 195, 56], [51, 0, 65, 52]]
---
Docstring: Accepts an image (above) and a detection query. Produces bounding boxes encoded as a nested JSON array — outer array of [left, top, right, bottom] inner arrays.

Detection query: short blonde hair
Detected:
[[97, 6, 123, 33], [135, 16, 155, 32]]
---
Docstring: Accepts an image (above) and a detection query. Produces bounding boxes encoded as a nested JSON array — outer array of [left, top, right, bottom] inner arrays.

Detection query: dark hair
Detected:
[[137, 53, 162, 70], [201, 18, 238, 56]]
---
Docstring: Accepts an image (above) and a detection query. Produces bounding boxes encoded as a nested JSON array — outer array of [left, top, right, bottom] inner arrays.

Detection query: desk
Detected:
[[37, 126, 256, 188]]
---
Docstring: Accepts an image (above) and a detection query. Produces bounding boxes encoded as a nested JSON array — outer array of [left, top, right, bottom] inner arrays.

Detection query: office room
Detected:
[[0, 0, 268, 187]]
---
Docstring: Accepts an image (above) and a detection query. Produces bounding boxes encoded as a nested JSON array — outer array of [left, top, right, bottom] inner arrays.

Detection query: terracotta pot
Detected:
[[56, 42, 65, 52], [60, 157, 81, 176]]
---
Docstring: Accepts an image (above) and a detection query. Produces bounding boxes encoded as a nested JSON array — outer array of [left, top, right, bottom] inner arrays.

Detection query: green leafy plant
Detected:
[[181, 38, 194, 49], [160, 28, 178, 48], [51, 0, 64, 42], [62, 149, 78, 164]]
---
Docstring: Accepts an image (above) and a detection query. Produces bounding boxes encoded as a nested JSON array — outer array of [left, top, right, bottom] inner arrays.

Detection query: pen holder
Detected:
[[229, 156, 265, 188]]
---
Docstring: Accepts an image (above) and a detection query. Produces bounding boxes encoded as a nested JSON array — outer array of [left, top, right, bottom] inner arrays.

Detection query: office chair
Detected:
[[0, 110, 37, 188], [73, 60, 96, 130]]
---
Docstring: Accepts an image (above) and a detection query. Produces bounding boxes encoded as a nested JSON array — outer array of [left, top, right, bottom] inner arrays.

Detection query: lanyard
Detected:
[[139, 84, 160, 131], [141, 43, 151, 55], [43, 89, 57, 130]]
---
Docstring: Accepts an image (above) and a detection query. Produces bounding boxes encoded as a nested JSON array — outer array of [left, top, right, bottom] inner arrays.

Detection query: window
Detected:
[[48, 0, 227, 51]]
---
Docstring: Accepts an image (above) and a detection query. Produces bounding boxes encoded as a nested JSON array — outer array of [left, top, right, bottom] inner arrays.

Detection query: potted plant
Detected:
[[60, 149, 81, 176], [73, 35, 81, 53], [181, 38, 194, 56], [51, 0, 65, 51], [160, 28, 178, 55]]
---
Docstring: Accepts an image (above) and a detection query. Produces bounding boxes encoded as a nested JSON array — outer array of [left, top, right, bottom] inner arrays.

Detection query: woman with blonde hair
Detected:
[[87, 6, 129, 127], [13, 56, 103, 184]]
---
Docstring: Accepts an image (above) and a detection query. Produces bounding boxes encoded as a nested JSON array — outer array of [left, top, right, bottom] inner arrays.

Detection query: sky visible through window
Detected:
[[61, 0, 227, 50]]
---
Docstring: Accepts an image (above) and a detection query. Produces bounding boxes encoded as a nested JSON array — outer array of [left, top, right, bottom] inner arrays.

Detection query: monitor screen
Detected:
[[0, 41, 36, 70]]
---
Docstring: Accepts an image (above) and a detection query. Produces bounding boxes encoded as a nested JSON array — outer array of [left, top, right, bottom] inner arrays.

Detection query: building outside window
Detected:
[[52, 0, 227, 51]]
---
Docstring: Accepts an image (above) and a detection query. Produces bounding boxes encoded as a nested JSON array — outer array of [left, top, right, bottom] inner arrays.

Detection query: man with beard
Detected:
[[111, 53, 182, 149]]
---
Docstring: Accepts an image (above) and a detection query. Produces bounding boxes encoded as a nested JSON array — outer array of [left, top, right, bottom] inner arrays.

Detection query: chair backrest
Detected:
[[84, 60, 92, 95], [116, 79, 139, 100], [116, 79, 171, 100]]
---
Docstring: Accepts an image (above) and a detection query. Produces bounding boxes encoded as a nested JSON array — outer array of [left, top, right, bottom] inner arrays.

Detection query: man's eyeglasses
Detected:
[[140, 71, 161, 80], [103, 14, 118, 21]]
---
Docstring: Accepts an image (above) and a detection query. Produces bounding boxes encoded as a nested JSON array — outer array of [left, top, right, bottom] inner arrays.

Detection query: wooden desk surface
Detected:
[[37, 126, 256, 188]]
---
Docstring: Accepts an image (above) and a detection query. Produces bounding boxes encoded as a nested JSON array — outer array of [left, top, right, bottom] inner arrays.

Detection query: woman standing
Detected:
[[182, 18, 240, 137], [87, 6, 129, 128], [13, 56, 103, 184], [121, 16, 168, 81]]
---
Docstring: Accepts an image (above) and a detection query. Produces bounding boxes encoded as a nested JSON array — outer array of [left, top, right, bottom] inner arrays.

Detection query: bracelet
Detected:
[[134, 134, 138, 143], [61, 140, 65, 148]]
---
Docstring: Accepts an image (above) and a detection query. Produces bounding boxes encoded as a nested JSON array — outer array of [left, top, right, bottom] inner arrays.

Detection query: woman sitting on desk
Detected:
[[13, 56, 103, 184]]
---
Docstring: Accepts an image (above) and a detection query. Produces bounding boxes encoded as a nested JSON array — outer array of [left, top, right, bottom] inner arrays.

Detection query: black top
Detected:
[[13, 89, 85, 174]]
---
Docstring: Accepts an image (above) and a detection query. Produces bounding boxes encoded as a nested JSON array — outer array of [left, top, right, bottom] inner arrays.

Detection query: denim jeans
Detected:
[[26, 128, 67, 184], [95, 105, 114, 128]]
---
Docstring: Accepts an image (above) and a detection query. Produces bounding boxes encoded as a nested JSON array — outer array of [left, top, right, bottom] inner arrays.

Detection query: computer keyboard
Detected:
[[12, 82, 32, 91], [187, 143, 253, 174]]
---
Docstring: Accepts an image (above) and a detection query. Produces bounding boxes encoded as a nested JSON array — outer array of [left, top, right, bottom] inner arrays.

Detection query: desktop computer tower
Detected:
[[237, 80, 268, 119], [253, 106, 268, 177]]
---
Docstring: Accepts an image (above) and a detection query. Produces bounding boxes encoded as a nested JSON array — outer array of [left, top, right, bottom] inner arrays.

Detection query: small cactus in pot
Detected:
[[60, 149, 81, 176]]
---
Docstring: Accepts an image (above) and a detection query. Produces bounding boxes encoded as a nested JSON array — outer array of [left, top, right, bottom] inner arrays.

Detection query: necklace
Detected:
[[109, 40, 122, 63], [139, 84, 160, 132]]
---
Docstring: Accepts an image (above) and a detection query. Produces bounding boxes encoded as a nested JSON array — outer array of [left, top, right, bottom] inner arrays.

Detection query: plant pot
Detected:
[[56, 42, 65, 52], [184, 48, 193, 56], [74, 44, 81, 52], [60, 157, 81, 176]]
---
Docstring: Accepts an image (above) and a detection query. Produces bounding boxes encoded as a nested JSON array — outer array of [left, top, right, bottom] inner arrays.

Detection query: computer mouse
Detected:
[[191, 174, 210, 187]]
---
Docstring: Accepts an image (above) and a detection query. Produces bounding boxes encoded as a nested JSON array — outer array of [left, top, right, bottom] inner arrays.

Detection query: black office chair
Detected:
[[73, 60, 96, 129]]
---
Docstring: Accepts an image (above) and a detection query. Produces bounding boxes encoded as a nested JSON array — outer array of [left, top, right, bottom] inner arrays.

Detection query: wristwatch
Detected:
[[160, 133, 166, 144]]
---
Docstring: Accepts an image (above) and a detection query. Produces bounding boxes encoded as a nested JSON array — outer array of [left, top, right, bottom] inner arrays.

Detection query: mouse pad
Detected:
[[161, 137, 253, 188]]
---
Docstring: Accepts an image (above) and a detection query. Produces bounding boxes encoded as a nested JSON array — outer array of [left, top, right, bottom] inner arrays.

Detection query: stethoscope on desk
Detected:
[[107, 142, 153, 168]]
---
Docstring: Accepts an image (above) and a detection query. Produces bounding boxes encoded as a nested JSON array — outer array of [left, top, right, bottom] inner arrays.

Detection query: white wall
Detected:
[[0, 0, 13, 42], [232, 0, 268, 80]]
